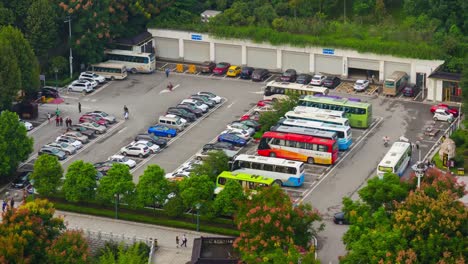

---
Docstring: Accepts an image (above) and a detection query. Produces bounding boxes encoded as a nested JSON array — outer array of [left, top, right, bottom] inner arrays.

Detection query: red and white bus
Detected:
[[257, 131, 338, 165]]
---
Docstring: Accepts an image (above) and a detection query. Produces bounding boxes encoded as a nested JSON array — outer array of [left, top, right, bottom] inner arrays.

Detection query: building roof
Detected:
[[191, 237, 238, 264], [113, 31, 152, 47], [428, 70, 461, 81], [201, 10, 222, 17]]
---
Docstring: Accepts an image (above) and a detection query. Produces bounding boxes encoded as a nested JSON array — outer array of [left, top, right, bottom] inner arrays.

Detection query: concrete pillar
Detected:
[[309, 53, 315, 74], [342, 56, 348, 78], [210, 42, 215, 62], [276, 49, 282, 70], [410, 62, 416, 83], [178, 39, 184, 60], [379, 61, 385, 81], [436, 80, 443, 102], [242, 45, 247, 66]]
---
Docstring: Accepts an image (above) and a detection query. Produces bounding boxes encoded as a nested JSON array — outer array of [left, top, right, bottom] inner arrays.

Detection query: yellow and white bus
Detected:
[[383, 71, 409, 96], [376, 141, 412, 178], [104, 49, 156, 74], [264, 81, 329, 101], [90, 63, 127, 80]]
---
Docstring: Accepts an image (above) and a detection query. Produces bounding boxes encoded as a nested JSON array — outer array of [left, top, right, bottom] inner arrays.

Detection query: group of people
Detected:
[[2, 197, 15, 212], [47, 113, 72, 127], [175, 234, 188, 248]]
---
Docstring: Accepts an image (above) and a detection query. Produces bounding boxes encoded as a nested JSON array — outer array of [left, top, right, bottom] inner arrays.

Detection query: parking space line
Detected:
[[87, 82, 112, 97], [413, 91, 422, 101], [263, 75, 275, 83]]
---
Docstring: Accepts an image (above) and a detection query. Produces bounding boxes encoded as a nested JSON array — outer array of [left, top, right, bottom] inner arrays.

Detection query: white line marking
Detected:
[[250, 91, 264, 94], [159, 84, 180, 94], [117, 127, 127, 134], [87, 82, 112, 97], [413, 91, 422, 101], [227, 101, 236, 108]]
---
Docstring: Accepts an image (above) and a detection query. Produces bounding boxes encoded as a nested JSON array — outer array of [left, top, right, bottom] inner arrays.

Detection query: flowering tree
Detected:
[[46, 230, 90, 264]]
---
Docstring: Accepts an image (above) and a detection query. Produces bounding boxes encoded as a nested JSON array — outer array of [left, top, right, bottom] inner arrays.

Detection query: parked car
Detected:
[[40, 87, 60, 98], [203, 142, 236, 152], [196, 92, 222, 104], [12, 171, 32, 189], [68, 81, 93, 93], [86, 111, 117, 123], [280, 69, 297, 82], [323, 76, 341, 89], [353, 79, 369, 92], [176, 104, 203, 117], [226, 65, 241, 77], [180, 99, 208, 112], [296, 74, 313, 85], [74, 79, 98, 89], [237, 119, 261, 131], [63, 131, 90, 143], [166, 107, 196, 122], [20, 119, 33, 131], [148, 124, 177, 138], [190, 95, 216, 108], [333, 212, 349, 225], [38, 146, 67, 160], [199, 61, 216, 73], [430, 103, 459, 117], [218, 133, 247, 147], [402, 84, 420, 97], [433, 109, 454, 122], [134, 133, 168, 148], [213, 62, 231, 75], [310, 75, 326, 86], [78, 122, 107, 134], [221, 128, 251, 140], [80, 71, 106, 84], [251, 69, 269, 82], [120, 144, 150, 158], [253, 104, 275, 114], [132, 140, 160, 154], [240, 112, 260, 121], [108, 155, 136, 168], [45, 142, 77, 155], [227, 122, 255, 135], [256, 99, 273, 107], [79, 114, 109, 126], [55, 135, 83, 149], [240, 67, 255, 79], [93, 161, 115, 175], [68, 125, 97, 138]]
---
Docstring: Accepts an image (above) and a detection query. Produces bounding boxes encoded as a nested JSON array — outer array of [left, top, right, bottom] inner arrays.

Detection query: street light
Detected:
[[64, 16, 73, 78], [114, 194, 119, 219], [195, 203, 202, 232], [54, 68, 58, 90], [411, 161, 428, 188]]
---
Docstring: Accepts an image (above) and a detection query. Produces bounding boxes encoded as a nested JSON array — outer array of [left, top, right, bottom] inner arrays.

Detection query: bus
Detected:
[[383, 71, 409, 96], [376, 141, 412, 178], [270, 125, 338, 141], [104, 49, 156, 73], [285, 110, 350, 127], [263, 81, 329, 101], [258, 131, 338, 165], [90, 63, 127, 80], [215, 171, 275, 194], [293, 106, 346, 118], [278, 118, 352, 150], [298, 96, 372, 129], [231, 154, 305, 187]]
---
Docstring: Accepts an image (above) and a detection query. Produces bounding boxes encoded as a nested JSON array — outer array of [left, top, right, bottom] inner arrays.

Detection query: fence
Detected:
[[423, 116, 461, 163]]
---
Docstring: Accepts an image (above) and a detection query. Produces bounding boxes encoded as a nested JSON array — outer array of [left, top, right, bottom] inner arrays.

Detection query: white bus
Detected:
[[278, 118, 352, 150], [376, 141, 412, 178], [231, 154, 305, 187], [270, 125, 338, 141], [90, 63, 127, 80], [264, 81, 329, 101], [285, 110, 350, 127], [104, 49, 156, 73], [293, 106, 345, 118]]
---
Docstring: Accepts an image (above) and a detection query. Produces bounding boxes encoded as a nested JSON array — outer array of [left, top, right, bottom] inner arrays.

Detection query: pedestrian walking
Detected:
[[68, 118, 73, 127], [59, 117, 63, 126], [78, 102, 82, 113], [2, 200, 7, 212], [47, 112, 51, 123], [55, 108, 60, 117], [181, 234, 187, 247], [124, 111, 129, 120], [10, 198, 14, 209], [55, 116, 60, 126], [165, 68, 170, 78], [176, 236, 179, 248], [123, 105, 129, 114]]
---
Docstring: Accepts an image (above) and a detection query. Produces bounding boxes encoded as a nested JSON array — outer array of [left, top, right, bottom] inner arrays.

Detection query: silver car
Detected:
[[45, 142, 77, 155], [86, 111, 116, 124], [78, 122, 107, 134], [64, 131, 89, 143]]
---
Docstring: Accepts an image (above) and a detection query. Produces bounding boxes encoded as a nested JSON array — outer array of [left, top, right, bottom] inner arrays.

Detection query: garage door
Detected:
[[154, 37, 179, 59], [247, 47, 276, 69], [348, 58, 379, 71], [282, 51, 310, 73], [315, 55, 342, 75], [215, 44, 242, 65], [184, 41, 210, 62], [384, 61, 411, 79]]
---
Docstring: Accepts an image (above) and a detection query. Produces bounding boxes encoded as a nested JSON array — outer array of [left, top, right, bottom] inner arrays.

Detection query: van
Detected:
[[158, 115, 187, 131]]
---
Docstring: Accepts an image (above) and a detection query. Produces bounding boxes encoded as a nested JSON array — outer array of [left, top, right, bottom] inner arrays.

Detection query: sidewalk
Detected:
[[57, 210, 224, 264]]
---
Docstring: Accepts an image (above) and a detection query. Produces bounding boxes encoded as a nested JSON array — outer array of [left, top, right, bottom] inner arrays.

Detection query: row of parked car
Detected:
[[67, 72, 107, 93]]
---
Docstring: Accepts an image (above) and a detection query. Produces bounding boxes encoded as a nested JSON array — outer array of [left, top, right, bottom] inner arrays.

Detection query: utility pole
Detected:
[[64, 16, 73, 79], [343, 0, 346, 23]]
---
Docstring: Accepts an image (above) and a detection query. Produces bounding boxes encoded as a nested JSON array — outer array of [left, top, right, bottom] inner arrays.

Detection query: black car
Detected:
[[333, 212, 349, 225], [240, 67, 255, 79], [238, 119, 261, 131], [296, 74, 313, 84], [199, 61, 216, 73], [402, 84, 420, 97], [40, 87, 60, 98], [166, 108, 196, 122], [323, 76, 341, 89], [12, 171, 32, 189], [68, 125, 97, 139], [280, 69, 297, 82], [134, 133, 168, 148], [176, 104, 203, 117], [190, 95, 216, 108], [202, 142, 236, 152], [252, 69, 269, 82]]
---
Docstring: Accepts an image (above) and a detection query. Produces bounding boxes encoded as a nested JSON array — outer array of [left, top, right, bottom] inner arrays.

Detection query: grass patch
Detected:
[[432, 152, 458, 174]]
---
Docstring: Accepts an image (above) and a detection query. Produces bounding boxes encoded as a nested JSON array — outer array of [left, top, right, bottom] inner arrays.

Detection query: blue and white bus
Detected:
[[285, 110, 350, 127], [231, 154, 305, 187], [293, 106, 346, 118], [278, 118, 352, 150], [270, 125, 338, 141], [376, 141, 412, 178]]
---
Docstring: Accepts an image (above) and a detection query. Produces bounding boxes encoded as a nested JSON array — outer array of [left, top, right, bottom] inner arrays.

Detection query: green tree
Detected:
[[97, 163, 135, 205], [191, 151, 230, 181], [254, 3, 277, 25], [163, 195, 186, 217], [62, 160, 98, 202], [2, 0, 32, 30], [213, 179, 245, 217], [460, 59, 468, 118], [48, 56, 69, 78], [258, 93, 299, 133], [46, 230, 91, 264], [0, 4, 14, 26], [0, 37, 20, 110], [25, 0, 58, 59], [98, 242, 148, 264], [179, 175, 215, 213], [0, 111, 33, 182], [31, 154, 63, 196], [358, 173, 409, 211], [136, 165, 171, 208]]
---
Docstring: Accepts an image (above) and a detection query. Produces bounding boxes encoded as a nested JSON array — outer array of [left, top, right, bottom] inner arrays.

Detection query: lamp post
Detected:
[[195, 203, 201, 232], [64, 16, 73, 78], [411, 161, 428, 189], [114, 194, 119, 219], [54, 68, 58, 89]]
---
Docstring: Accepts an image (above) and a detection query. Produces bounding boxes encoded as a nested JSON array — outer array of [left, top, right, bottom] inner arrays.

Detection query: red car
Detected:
[[257, 100, 273, 107], [212, 62, 230, 75], [240, 112, 260, 121], [430, 103, 459, 117], [79, 115, 109, 126]]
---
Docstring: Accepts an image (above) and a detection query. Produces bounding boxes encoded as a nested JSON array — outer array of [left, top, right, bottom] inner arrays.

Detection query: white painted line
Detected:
[[160, 63, 168, 70], [159, 84, 180, 94], [117, 127, 127, 134], [87, 82, 112, 97], [413, 91, 422, 101], [263, 75, 275, 83], [28, 118, 51, 135], [227, 101, 236, 108], [250, 91, 264, 94]]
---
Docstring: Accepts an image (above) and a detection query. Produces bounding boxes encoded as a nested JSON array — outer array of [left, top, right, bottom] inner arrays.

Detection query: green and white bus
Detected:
[[298, 96, 372, 128], [376, 141, 412, 178], [215, 171, 276, 194]]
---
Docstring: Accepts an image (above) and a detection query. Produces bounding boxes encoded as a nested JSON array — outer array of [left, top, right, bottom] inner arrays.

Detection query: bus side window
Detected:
[[287, 167, 297, 174], [239, 161, 250, 169], [263, 164, 273, 171], [288, 141, 297, 148], [249, 181, 256, 189], [279, 139, 286, 146], [318, 145, 328, 152], [218, 177, 226, 185], [252, 162, 262, 170], [297, 142, 306, 149], [271, 138, 280, 145]]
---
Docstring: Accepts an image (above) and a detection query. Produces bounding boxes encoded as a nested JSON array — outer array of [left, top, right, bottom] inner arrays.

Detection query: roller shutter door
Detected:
[[215, 44, 242, 65], [315, 55, 342, 75], [247, 47, 276, 69], [384, 61, 410, 79], [348, 58, 379, 71], [282, 51, 310, 73], [184, 41, 210, 62], [154, 37, 179, 59]]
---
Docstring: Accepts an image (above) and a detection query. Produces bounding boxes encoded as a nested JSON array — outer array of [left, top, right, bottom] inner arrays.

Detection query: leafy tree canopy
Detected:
[[136, 164, 170, 207], [213, 179, 246, 217], [191, 151, 230, 181], [62, 160, 98, 202], [179, 175, 215, 211], [31, 154, 63, 196], [97, 163, 135, 202], [0, 38, 20, 111]]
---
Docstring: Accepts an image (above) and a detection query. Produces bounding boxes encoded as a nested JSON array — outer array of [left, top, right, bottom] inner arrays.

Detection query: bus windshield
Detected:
[[384, 81, 395, 87], [378, 166, 393, 172]]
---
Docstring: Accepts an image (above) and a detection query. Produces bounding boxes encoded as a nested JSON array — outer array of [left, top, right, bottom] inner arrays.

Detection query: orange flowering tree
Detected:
[[233, 185, 322, 263]]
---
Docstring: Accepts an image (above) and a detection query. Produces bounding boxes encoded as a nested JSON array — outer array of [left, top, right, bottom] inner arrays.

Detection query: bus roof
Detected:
[[91, 62, 126, 68], [378, 141, 412, 168], [386, 71, 408, 81], [266, 81, 329, 93], [263, 131, 336, 145], [218, 171, 275, 184], [300, 95, 371, 108], [104, 49, 153, 56], [235, 154, 304, 167], [286, 110, 348, 122], [280, 118, 349, 131], [271, 125, 337, 139]]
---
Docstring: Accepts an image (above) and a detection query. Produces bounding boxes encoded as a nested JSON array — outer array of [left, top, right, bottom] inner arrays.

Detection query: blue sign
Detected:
[[191, 34, 202, 41], [322, 48, 335, 55]]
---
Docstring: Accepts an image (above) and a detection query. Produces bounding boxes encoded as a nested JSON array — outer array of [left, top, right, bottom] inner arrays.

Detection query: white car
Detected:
[[196, 92, 222, 104], [433, 109, 454, 122], [55, 136, 83, 149], [19, 119, 33, 131], [253, 104, 274, 114], [45, 142, 77, 155], [120, 144, 150, 158], [78, 122, 107, 134], [68, 81, 93, 93], [132, 140, 160, 154], [310, 75, 326, 86], [180, 99, 209, 112], [227, 122, 255, 136], [63, 131, 89, 143], [221, 128, 251, 140], [78, 77, 99, 88], [108, 155, 137, 168], [86, 111, 116, 124], [164, 114, 187, 125], [79, 72, 106, 84], [353, 79, 369, 91]]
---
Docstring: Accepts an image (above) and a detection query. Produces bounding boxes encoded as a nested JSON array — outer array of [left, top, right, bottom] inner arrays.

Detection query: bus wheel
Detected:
[[111, 76, 115, 81], [273, 180, 282, 186], [269, 152, 276, 157], [307, 157, 315, 164], [131, 68, 137, 74]]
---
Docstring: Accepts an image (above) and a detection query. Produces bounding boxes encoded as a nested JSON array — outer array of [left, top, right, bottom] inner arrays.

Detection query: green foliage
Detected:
[[25, 0, 57, 59], [62, 161, 97, 202], [0, 111, 33, 182], [357, 173, 409, 211], [136, 165, 171, 207], [97, 163, 135, 203], [46, 230, 91, 264], [461, 59, 468, 117], [191, 151, 230, 181], [258, 94, 299, 133], [0, 37, 20, 110], [31, 154, 63, 196], [0, 4, 14, 26], [179, 175, 215, 211], [213, 180, 246, 217], [98, 242, 148, 264], [48, 56, 69, 78], [163, 195, 186, 218]]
